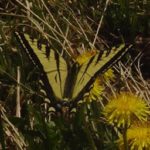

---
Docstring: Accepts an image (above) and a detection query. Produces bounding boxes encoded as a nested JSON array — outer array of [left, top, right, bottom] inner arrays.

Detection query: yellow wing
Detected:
[[15, 32, 68, 101], [72, 44, 132, 101]]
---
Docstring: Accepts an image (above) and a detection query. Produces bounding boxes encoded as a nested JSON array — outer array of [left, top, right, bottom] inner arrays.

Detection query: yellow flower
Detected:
[[118, 121, 150, 150], [76, 50, 97, 65], [85, 77, 104, 102], [103, 69, 115, 82], [103, 92, 150, 127]]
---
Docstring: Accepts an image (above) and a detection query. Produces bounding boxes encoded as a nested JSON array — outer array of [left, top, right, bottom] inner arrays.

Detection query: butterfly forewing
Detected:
[[15, 32, 68, 100], [72, 44, 131, 101]]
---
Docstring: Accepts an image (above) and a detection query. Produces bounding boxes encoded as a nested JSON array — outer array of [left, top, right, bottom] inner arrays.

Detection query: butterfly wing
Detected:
[[72, 44, 132, 101], [15, 32, 68, 102]]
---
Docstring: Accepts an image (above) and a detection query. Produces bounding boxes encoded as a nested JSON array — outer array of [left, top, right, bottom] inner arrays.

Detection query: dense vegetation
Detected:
[[0, 0, 150, 149]]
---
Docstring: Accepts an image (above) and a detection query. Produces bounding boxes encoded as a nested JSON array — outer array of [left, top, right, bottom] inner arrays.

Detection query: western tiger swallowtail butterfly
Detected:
[[15, 32, 132, 114]]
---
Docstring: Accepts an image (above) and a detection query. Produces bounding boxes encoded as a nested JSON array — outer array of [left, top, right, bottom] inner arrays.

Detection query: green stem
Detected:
[[123, 124, 128, 150]]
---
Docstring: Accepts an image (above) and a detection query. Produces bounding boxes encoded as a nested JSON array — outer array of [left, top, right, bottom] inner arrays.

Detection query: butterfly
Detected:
[[15, 32, 132, 114]]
